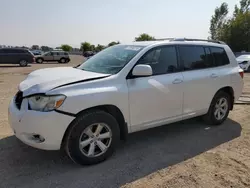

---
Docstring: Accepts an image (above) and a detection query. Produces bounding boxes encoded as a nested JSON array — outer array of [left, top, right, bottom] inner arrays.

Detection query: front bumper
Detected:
[[8, 97, 74, 150]]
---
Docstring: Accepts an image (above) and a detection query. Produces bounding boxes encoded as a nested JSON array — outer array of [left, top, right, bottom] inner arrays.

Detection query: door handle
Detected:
[[210, 73, 218, 78], [172, 78, 183, 84]]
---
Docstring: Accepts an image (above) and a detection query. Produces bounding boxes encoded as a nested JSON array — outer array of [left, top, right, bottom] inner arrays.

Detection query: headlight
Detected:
[[28, 94, 66, 112]]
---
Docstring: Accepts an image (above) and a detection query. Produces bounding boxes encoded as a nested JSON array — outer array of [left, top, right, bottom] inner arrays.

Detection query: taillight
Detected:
[[239, 71, 244, 79]]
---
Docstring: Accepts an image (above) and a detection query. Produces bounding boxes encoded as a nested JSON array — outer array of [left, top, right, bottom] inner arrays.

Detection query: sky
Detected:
[[0, 0, 239, 48]]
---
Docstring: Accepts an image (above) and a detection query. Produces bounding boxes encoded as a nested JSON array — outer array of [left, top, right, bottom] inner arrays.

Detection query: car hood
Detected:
[[236, 57, 250, 63], [237, 60, 250, 63], [19, 67, 110, 97]]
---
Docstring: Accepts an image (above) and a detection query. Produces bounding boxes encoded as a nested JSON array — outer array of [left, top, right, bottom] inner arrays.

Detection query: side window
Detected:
[[138, 46, 178, 75], [210, 47, 230, 66], [2, 49, 16, 54], [15, 49, 26, 54], [179, 46, 207, 70], [64, 52, 68, 55], [51, 52, 54, 56]]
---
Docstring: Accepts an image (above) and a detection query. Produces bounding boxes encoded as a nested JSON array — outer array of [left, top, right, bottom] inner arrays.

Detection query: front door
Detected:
[[127, 45, 184, 131]]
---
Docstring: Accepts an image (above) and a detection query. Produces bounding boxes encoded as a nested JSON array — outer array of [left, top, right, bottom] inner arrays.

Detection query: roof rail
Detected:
[[154, 38, 175, 41], [171, 38, 226, 44]]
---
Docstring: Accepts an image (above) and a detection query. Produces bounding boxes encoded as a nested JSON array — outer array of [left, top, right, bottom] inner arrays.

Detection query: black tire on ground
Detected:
[[36, 58, 44, 64], [203, 91, 231, 126], [19, 60, 28, 67], [65, 110, 120, 165], [59, 58, 66, 63]]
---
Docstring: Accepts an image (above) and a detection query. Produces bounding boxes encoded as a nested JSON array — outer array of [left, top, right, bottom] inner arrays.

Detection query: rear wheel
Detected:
[[65, 110, 120, 165], [203, 91, 231, 125], [19, 60, 28, 67], [59, 58, 66, 63]]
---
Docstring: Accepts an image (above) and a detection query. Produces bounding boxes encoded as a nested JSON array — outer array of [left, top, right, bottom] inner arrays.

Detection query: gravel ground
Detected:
[[0, 56, 249, 188]]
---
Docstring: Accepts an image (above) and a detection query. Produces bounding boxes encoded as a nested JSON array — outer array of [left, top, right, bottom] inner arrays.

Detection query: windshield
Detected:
[[77, 45, 144, 74]]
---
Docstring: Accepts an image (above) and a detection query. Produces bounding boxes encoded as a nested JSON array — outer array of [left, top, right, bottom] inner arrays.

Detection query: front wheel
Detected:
[[203, 91, 231, 125], [65, 110, 120, 165], [36, 58, 43, 64]]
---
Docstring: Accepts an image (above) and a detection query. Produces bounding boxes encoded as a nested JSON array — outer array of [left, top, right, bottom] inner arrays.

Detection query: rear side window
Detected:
[[210, 47, 230, 66], [179, 46, 209, 70], [138, 46, 178, 75], [15, 49, 26, 54]]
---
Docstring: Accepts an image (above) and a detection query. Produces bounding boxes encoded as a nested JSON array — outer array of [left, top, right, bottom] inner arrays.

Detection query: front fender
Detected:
[[51, 85, 130, 126]]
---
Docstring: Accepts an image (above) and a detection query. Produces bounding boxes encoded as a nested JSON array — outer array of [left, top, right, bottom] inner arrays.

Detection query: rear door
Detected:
[[178, 45, 219, 118], [54, 52, 62, 61], [1, 49, 13, 63]]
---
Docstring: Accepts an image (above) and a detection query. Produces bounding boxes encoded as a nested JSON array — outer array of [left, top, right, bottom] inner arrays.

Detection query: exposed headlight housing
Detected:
[[28, 94, 66, 112]]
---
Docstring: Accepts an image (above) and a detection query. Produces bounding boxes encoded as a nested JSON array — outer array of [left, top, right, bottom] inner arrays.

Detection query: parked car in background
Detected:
[[0, 48, 35, 66], [31, 50, 43, 56], [35, 51, 70, 63], [8, 38, 243, 165], [83, 51, 95, 59], [236, 55, 250, 72]]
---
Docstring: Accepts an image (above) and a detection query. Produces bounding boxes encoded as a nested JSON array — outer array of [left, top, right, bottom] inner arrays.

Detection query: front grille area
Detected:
[[15, 91, 23, 110]]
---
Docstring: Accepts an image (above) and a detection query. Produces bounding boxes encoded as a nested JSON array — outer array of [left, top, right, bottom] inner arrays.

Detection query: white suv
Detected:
[[8, 38, 244, 165]]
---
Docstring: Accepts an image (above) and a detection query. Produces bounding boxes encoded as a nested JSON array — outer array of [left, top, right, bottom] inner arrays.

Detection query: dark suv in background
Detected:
[[83, 51, 96, 58], [0, 48, 35, 66]]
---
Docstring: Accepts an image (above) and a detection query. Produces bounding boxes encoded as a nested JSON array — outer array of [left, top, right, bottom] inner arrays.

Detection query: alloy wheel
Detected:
[[79, 123, 112, 157]]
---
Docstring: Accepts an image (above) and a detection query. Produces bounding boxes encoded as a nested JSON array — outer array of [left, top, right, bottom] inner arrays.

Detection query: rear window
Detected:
[[210, 47, 230, 66]]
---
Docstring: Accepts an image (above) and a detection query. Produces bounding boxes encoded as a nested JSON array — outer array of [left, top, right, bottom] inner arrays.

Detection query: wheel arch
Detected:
[[61, 104, 128, 150], [214, 86, 234, 110]]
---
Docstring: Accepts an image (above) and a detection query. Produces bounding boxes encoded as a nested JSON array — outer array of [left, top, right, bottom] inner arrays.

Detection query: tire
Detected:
[[59, 58, 66, 63], [19, 60, 28, 67], [36, 58, 43, 64], [65, 110, 120, 165], [203, 91, 231, 126]]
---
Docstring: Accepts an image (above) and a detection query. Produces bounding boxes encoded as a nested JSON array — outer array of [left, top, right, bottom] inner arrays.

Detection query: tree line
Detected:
[[30, 33, 155, 52], [209, 0, 250, 52]]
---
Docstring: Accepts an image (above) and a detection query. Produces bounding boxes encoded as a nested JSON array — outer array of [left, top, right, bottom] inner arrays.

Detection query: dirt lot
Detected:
[[0, 56, 250, 188]]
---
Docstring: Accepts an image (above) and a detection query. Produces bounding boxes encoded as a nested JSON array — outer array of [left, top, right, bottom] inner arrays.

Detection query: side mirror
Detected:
[[132, 64, 153, 77]]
